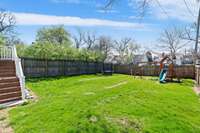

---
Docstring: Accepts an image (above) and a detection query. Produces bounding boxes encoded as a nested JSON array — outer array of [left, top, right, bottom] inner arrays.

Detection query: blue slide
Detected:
[[159, 69, 168, 83]]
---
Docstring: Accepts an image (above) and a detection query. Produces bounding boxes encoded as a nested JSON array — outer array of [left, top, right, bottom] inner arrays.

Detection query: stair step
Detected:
[[0, 77, 19, 83], [0, 67, 15, 71], [0, 96, 22, 104], [0, 91, 21, 100], [0, 82, 20, 89], [0, 69, 15, 72], [0, 70, 15, 74], [0, 60, 15, 65], [0, 64, 15, 67], [0, 71, 16, 75], [0, 60, 23, 104], [0, 86, 21, 94], [0, 63, 15, 67], [0, 73, 16, 77]]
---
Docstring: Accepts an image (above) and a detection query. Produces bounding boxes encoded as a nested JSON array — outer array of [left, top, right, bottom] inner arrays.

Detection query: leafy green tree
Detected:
[[20, 42, 52, 59], [36, 25, 71, 46], [16, 43, 27, 57], [114, 38, 139, 64], [0, 34, 6, 46], [93, 36, 113, 62]]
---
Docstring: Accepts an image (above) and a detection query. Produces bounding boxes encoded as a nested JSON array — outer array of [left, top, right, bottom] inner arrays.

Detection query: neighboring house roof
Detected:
[[180, 54, 194, 64], [133, 54, 148, 64]]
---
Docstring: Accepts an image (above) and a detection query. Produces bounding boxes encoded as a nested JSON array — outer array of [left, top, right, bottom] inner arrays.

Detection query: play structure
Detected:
[[132, 53, 181, 83], [159, 56, 180, 83]]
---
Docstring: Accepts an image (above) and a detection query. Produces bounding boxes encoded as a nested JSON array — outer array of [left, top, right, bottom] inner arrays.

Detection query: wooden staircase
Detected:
[[0, 60, 22, 104]]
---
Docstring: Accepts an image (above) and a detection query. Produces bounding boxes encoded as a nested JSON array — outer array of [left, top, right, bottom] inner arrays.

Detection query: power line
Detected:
[[154, 0, 179, 29], [154, 0, 171, 19], [154, 0, 198, 51], [183, 0, 196, 17]]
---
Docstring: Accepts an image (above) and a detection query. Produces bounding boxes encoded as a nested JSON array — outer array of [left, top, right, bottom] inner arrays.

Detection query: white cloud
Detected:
[[128, 0, 199, 22], [152, 0, 199, 22], [96, 9, 119, 14], [13, 12, 146, 29], [128, 16, 141, 19], [51, 0, 81, 4]]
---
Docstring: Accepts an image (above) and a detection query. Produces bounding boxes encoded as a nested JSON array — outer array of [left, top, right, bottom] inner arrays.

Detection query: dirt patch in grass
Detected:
[[193, 86, 200, 95], [84, 92, 96, 96], [0, 109, 13, 133], [79, 77, 105, 82], [104, 81, 127, 89], [0, 89, 38, 133], [106, 116, 143, 132]]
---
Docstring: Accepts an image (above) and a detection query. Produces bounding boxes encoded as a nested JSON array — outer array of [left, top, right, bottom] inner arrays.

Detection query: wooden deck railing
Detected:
[[0, 46, 14, 60]]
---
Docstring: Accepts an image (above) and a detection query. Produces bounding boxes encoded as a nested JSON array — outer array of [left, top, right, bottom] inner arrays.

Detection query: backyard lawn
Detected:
[[9, 74, 200, 133]]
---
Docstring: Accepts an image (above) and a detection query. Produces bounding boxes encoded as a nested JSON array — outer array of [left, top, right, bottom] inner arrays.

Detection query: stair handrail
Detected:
[[13, 45, 25, 100]]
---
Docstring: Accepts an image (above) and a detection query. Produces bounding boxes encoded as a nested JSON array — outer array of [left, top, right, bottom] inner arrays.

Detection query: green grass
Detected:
[[9, 74, 200, 133]]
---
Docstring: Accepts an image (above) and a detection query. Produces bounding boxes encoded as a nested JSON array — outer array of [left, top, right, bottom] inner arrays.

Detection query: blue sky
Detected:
[[0, 0, 198, 48]]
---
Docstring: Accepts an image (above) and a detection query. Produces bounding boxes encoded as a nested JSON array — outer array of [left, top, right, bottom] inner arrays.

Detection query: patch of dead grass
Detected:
[[106, 116, 143, 132], [0, 109, 13, 133]]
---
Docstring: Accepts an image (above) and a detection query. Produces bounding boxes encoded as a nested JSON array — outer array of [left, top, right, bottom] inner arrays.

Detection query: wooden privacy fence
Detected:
[[21, 58, 113, 78], [113, 64, 195, 79], [20, 58, 195, 79]]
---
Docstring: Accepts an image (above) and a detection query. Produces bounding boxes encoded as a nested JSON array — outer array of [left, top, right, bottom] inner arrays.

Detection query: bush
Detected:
[[16, 42, 104, 62]]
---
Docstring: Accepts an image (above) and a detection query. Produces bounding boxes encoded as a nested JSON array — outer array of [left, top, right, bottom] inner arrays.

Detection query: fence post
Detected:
[[45, 59, 48, 77], [111, 63, 113, 73], [196, 65, 200, 85], [62, 60, 65, 76], [21, 58, 25, 74]]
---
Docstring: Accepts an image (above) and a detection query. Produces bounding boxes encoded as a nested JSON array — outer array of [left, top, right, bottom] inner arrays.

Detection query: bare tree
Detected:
[[158, 27, 185, 59], [127, 40, 140, 61], [180, 24, 196, 42], [5, 34, 24, 46], [83, 31, 97, 50], [115, 38, 139, 64], [73, 29, 85, 49], [0, 9, 16, 34], [104, 0, 150, 17], [104, 0, 200, 55], [95, 35, 113, 62], [104, 0, 116, 9]]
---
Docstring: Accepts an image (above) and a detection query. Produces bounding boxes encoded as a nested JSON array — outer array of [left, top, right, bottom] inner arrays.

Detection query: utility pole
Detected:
[[195, 7, 200, 55]]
